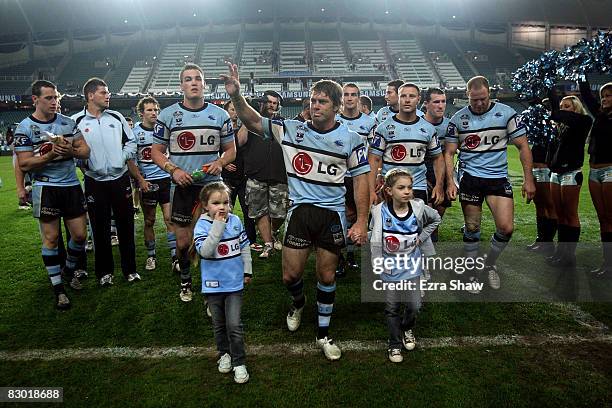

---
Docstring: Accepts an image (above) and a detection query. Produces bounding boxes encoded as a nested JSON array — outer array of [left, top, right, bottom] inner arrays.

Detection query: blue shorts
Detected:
[[550, 170, 583, 186], [589, 166, 612, 183], [532, 167, 551, 183]]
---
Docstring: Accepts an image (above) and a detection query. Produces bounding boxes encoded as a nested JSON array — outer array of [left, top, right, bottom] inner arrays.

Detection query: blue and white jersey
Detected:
[[13, 114, 82, 186], [335, 112, 377, 145], [379, 202, 422, 281], [369, 115, 441, 191], [446, 102, 526, 179], [133, 122, 168, 181], [425, 116, 450, 149], [261, 118, 370, 212], [194, 213, 249, 294], [376, 106, 399, 124], [153, 102, 234, 185]]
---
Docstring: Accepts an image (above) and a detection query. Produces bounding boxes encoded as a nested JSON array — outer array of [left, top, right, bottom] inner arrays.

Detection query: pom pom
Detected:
[[511, 50, 559, 100], [512, 31, 612, 99], [521, 105, 557, 147]]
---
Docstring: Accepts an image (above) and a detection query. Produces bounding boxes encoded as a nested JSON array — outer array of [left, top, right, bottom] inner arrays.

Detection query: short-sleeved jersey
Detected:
[[425, 116, 451, 149], [376, 106, 398, 124], [261, 118, 370, 212], [194, 213, 249, 294], [13, 114, 82, 186], [369, 115, 441, 191], [335, 112, 377, 145], [134, 122, 168, 181], [153, 102, 234, 185], [379, 202, 422, 281], [446, 102, 526, 179]]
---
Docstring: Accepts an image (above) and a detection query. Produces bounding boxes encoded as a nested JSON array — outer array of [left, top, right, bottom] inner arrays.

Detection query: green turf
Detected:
[[1, 148, 611, 406], [1, 343, 611, 408]]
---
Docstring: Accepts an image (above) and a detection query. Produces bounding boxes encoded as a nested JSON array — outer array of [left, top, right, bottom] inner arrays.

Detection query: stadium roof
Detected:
[[1, 0, 610, 39]]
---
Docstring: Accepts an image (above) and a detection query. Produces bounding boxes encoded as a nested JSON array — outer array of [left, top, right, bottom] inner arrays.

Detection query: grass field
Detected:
[[1, 150, 611, 407]]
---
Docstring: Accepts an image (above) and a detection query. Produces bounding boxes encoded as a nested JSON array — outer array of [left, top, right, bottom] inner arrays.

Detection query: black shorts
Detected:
[[141, 177, 171, 207], [459, 172, 513, 205], [284, 204, 346, 252], [425, 159, 451, 208], [32, 184, 87, 220], [344, 176, 355, 213], [170, 184, 206, 225], [413, 189, 428, 202]]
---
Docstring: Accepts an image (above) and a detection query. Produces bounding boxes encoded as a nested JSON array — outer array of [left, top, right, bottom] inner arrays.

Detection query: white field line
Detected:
[[1, 333, 612, 361]]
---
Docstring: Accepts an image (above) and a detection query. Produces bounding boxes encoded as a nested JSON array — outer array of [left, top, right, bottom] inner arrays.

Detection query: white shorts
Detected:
[[532, 167, 551, 183], [550, 170, 583, 186]]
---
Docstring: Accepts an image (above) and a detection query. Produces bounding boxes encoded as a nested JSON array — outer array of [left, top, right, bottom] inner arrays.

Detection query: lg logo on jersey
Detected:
[[385, 236, 400, 252], [390, 145, 423, 161], [464, 134, 501, 150], [39, 142, 53, 156], [292, 152, 339, 176], [141, 147, 152, 160], [176, 131, 217, 150]]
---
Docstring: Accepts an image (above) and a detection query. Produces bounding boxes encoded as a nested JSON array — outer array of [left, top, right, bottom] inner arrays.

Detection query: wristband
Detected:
[[163, 161, 178, 174]]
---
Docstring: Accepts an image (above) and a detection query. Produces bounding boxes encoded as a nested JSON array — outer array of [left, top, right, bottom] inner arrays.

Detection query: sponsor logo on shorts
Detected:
[[40, 206, 60, 217], [292, 152, 313, 175], [330, 224, 341, 233], [333, 232, 344, 245], [286, 234, 310, 248]]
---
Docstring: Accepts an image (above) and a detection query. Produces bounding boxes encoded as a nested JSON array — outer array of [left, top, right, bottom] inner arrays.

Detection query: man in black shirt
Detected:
[[237, 91, 289, 258]]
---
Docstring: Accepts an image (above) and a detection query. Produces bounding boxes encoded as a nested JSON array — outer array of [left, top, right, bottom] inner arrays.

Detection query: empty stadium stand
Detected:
[[148, 43, 197, 93], [386, 37, 438, 88], [58, 48, 121, 93]]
